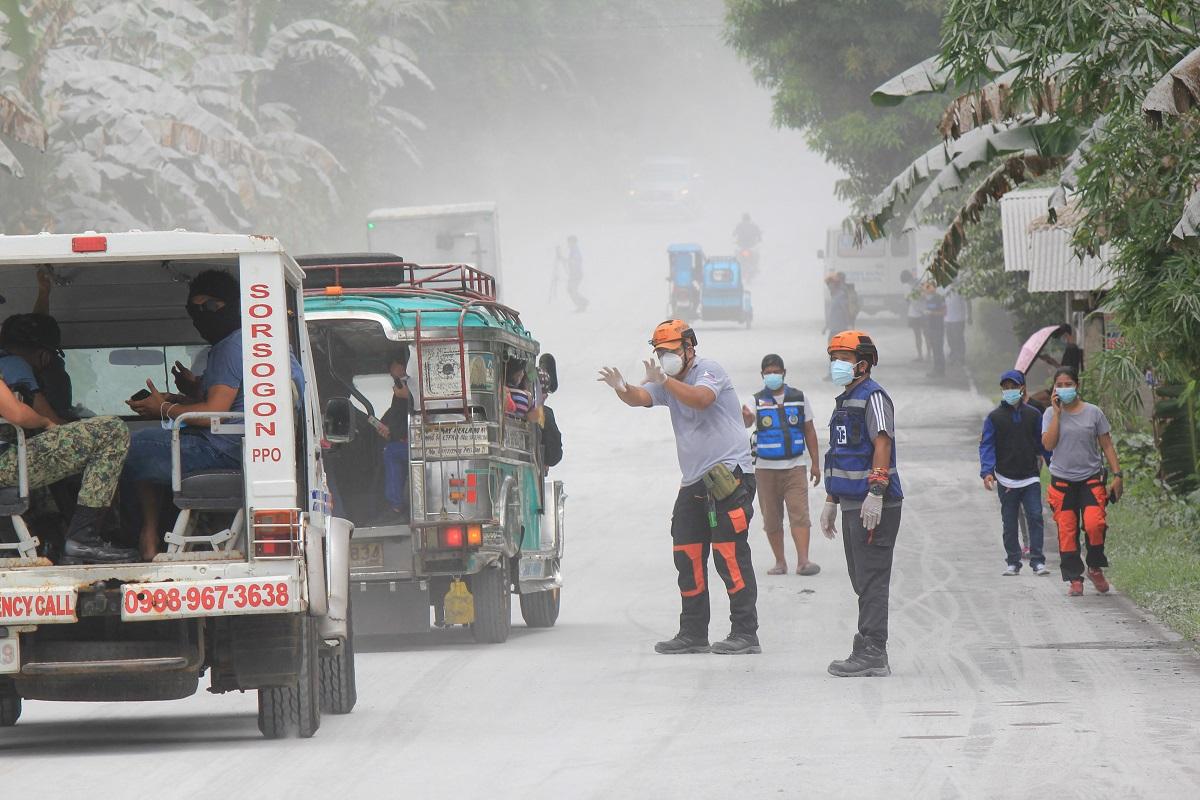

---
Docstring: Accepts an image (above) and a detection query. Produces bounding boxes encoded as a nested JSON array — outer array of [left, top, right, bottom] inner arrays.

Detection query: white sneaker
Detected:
[[1003, 564, 1020, 576], [1032, 563, 1051, 576]]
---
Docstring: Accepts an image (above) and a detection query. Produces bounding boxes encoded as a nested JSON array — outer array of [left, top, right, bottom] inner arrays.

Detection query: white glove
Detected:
[[860, 492, 883, 532], [597, 367, 627, 392], [820, 500, 838, 539], [642, 359, 668, 385]]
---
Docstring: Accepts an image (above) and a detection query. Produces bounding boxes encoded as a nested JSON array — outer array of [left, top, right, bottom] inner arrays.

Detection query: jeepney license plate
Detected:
[[0, 587, 78, 625], [350, 542, 384, 569], [121, 577, 299, 621], [519, 559, 544, 579]]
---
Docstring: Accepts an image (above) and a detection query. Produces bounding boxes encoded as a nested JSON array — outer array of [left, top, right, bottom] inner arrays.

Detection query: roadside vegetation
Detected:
[[727, 0, 1200, 638]]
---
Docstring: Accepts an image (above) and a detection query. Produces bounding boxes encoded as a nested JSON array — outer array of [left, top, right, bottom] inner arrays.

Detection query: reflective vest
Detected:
[[753, 386, 806, 461], [824, 378, 903, 501]]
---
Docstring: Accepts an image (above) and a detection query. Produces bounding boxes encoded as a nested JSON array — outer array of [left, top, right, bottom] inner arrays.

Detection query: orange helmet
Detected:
[[827, 329, 879, 366], [649, 319, 697, 349]]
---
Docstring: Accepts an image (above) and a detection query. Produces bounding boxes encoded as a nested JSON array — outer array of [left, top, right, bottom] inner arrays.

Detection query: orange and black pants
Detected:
[[1047, 474, 1109, 581], [670, 472, 758, 639]]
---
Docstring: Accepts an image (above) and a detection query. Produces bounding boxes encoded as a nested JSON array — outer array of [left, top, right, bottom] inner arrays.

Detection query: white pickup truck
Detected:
[[0, 231, 354, 738]]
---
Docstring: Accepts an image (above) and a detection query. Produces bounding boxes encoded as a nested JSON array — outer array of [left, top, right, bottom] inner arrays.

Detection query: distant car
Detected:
[[627, 157, 701, 218]]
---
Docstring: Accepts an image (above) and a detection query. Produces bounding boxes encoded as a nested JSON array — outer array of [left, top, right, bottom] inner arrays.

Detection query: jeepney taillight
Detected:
[[437, 524, 483, 549], [252, 509, 301, 558]]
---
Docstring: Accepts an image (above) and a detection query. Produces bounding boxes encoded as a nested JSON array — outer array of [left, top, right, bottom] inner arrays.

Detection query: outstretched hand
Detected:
[[642, 359, 667, 386], [597, 367, 627, 392]]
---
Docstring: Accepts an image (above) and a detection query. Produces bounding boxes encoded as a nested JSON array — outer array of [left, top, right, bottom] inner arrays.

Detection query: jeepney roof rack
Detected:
[[298, 254, 497, 302]]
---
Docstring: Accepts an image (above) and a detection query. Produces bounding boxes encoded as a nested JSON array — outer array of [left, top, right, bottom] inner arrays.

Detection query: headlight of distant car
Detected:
[[679, 188, 690, 196], [628, 189, 637, 196]]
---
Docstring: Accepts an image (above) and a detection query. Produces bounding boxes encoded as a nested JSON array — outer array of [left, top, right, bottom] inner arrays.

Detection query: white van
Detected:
[[0, 231, 353, 738], [821, 226, 941, 316]]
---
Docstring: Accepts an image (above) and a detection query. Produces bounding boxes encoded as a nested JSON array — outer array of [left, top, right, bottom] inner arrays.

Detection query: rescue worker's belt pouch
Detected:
[[702, 464, 740, 502]]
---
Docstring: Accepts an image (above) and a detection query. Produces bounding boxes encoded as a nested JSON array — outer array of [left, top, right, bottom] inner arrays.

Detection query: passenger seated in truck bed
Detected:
[[0, 374, 134, 564], [122, 270, 303, 561]]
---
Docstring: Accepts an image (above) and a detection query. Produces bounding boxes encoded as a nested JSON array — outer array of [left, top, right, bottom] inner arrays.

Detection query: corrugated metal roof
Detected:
[[1025, 228, 1114, 292], [1000, 187, 1054, 271]]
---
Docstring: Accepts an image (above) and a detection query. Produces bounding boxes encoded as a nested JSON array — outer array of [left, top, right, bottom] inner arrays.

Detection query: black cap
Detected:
[[761, 353, 785, 371], [2, 313, 63, 356]]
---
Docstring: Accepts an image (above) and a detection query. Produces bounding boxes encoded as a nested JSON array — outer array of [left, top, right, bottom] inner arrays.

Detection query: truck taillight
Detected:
[[252, 509, 301, 558], [71, 235, 107, 253], [437, 524, 483, 549]]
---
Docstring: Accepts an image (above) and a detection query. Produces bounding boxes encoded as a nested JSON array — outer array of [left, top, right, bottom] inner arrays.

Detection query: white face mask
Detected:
[[658, 351, 684, 377]]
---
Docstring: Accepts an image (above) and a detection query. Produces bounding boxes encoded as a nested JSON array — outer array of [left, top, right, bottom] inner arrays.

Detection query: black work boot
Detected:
[[61, 507, 138, 565], [827, 635, 890, 677], [711, 632, 762, 655], [654, 633, 710, 654]]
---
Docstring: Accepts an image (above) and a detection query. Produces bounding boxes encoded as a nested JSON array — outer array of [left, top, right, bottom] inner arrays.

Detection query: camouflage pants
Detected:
[[0, 416, 130, 508]]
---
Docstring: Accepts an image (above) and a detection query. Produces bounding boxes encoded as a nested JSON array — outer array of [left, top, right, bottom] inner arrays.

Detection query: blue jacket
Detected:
[[979, 400, 1045, 480]]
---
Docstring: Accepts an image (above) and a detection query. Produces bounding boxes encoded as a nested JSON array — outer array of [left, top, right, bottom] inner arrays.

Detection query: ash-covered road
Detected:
[[4, 218, 1199, 799]]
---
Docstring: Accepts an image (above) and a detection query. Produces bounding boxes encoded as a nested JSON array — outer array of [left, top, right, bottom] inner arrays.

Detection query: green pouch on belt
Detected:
[[702, 463, 740, 502]]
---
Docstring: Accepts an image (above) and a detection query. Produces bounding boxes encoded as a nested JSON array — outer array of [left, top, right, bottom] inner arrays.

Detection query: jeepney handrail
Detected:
[[301, 261, 503, 304], [170, 412, 246, 493], [305, 286, 524, 328], [0, 416, 30, 501]]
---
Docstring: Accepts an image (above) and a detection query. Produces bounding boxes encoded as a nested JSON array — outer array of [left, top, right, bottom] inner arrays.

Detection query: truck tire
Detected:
[[257, 615, 321, 739], [0, 678, 20, 727], [319, 599, 357, 715], [519, 587, 560, 628], [470, 555, 512, 644]]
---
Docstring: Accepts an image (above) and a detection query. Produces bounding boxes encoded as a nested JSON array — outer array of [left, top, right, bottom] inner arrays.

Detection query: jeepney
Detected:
[[0, 232, 354, 738], [302, 255, 564, 643]]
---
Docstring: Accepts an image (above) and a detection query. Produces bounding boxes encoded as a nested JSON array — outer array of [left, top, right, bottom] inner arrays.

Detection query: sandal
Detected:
[[767, 564, 787, 575], [796, 562, 821, 576]]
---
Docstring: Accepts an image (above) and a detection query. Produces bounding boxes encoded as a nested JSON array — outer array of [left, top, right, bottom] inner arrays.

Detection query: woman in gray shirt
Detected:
[[1041, 367, 1123, 597]]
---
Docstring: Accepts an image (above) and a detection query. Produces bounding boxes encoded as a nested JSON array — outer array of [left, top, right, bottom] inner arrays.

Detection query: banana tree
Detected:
[[1143, 44, 1200, 238], [1154, 381, 1200, 493]]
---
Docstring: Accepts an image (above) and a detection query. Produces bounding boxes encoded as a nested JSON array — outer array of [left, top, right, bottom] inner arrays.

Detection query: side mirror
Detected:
[[538, 353, 558, 394], [816, 249, 825, 260], [323, 397, 354, 444]]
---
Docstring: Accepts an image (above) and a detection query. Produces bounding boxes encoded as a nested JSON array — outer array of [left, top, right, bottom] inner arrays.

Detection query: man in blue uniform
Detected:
[[598, 320, 759, 655], [820, 330, 902, 677]]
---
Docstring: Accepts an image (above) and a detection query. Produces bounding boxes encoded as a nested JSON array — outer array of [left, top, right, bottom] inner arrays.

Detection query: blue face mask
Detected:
[[1056, 387, 1077, 405], [763, 373, 784, 391], [1001, 389, 1023, 406], [830, 360, 856, 387]]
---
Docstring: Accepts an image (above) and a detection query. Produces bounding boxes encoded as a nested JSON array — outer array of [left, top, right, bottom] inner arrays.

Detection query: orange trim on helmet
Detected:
[[650, 319, 696, 348]]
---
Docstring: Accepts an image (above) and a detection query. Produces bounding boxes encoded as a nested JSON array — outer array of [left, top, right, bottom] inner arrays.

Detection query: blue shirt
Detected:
[[198, 330, 305, 459], [0, 351, 39, 399]]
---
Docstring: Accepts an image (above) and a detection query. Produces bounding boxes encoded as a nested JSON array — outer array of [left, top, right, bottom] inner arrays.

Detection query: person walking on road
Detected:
[[825, 273, 851, 339], [565, 235, 588, 313], [900, 271, 925, 361], [741, 354, 821, 576], [922, 281, 946, 378], [819, 330, 902, 678], [944, 285, 968, 366], [979, 370, 1049, 576], [598, 320, 760, 655], [1041, 366, 1123, 597]]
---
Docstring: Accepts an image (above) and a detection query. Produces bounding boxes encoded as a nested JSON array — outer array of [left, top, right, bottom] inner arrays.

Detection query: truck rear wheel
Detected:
[[0, 677, 20, 727], [257, 615, 321, 739], [519, 586, 560, 628], [319, 599, 357, 715], [470, 556, 512, 644]]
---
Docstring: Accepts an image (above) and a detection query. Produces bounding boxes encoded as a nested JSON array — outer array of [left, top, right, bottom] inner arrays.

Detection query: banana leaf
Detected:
[[1154, 381, 1200, 493], [870, 47, 1021, 106]]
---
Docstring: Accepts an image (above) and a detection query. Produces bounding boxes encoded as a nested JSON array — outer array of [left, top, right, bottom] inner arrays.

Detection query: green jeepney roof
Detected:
[[304, 291, 532, 340]]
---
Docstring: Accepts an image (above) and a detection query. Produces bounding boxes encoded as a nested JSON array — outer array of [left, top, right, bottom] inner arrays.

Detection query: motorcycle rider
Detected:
[[734, 213, 762, 250], [598, 320, 760, 655], [820, 330, 903, 677]]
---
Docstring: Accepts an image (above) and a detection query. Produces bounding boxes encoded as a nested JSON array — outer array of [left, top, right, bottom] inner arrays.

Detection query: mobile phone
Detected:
[[129, 389, 151, 402]]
